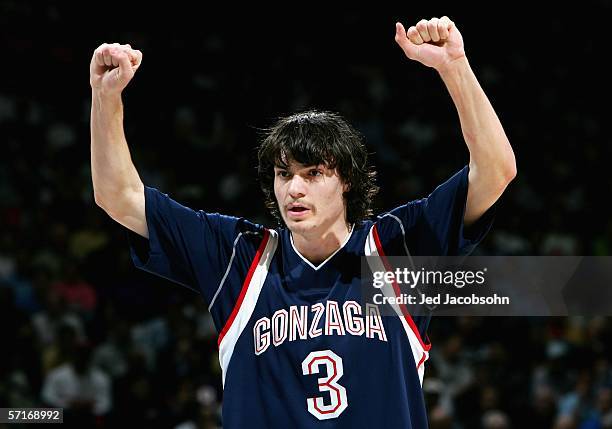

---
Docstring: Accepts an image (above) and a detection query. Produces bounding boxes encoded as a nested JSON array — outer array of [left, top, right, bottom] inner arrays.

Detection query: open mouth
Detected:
[[287, 205, 310, 218]]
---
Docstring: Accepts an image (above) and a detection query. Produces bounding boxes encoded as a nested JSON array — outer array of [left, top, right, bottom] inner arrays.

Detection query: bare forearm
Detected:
[[90, 90, 143, 210], [395, 17, 516, 224], [439, 56, 516, 181]]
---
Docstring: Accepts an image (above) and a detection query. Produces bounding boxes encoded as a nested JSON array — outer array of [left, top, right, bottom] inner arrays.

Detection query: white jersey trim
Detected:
[[289, 224, 354, 271], [218, 229, 278, 387], [364, 223, 430, 386]]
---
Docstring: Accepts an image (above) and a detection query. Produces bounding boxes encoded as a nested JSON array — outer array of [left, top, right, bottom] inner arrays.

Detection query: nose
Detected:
[[287, 175, 307, 199]]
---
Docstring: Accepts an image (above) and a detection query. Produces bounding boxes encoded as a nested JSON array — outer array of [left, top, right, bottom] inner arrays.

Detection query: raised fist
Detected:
[[90, 43, 142, 95], [395, 16, 465, 72]]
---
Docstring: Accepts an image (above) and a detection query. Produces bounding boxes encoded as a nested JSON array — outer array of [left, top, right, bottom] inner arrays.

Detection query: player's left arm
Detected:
[[394, 16, 517, 226]]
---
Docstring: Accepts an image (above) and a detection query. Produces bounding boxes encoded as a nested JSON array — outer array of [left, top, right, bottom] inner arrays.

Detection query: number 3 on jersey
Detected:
[[301, 350, 348, 420]]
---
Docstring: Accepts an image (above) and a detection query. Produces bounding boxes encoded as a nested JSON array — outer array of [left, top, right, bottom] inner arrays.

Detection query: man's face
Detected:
[[274, 160, 348, 236]]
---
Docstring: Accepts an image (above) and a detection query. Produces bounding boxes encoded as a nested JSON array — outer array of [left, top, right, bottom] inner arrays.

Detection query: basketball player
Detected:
[[90, 16, 516, 428]]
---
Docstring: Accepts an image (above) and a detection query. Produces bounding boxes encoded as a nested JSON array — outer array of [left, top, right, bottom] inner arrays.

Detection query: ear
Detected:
[[342, 181, 351, 193]]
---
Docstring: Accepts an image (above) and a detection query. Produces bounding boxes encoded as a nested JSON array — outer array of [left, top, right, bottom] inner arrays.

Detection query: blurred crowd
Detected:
[[1, 1, 612, 428]]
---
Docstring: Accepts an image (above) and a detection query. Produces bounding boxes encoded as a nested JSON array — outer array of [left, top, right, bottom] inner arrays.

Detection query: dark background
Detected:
[[1, 1, 611, 428]]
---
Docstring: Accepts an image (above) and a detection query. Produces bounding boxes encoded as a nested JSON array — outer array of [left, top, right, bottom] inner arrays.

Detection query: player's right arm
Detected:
[[89, 43, 148, 237]]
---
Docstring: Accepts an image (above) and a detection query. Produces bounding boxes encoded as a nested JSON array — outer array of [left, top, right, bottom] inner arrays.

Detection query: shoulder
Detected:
[[373, 200, 425, 236], [226, 221, 281, 256]]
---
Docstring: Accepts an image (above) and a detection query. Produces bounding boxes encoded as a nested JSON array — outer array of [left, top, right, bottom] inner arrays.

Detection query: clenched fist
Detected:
[[90, 43, 142, 95], [394, 16, 465, 72]]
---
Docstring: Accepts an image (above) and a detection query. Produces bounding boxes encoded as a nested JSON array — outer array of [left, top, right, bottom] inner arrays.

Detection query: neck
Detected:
[[291, 223, 353, 265]]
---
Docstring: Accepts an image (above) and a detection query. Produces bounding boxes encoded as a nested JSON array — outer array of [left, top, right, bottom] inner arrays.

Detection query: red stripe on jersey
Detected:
[[417, 352, 427, 370], [218, 229, 270, 347], [372, 225, 432, 352]]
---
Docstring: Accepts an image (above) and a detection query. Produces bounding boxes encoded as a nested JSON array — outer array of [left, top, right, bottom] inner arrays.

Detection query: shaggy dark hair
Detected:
[[257, 110, 379, 227]]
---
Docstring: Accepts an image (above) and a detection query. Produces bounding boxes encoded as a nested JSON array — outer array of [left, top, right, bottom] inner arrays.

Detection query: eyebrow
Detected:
[[275, 163, 324, 169]]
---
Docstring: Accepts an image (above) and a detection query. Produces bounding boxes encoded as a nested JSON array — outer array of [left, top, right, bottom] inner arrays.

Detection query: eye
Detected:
[[309, 169, 323, 177], [276, 170, 289, 178]]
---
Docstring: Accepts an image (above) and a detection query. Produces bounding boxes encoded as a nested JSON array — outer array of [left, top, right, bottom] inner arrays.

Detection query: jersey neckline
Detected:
[[289, 224, 355, 271]]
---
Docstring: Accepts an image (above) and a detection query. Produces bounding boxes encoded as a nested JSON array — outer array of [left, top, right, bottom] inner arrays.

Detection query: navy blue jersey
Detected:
[[127, 165, 493, 428]]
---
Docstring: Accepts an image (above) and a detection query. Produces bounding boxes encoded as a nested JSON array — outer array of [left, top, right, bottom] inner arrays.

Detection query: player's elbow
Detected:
[[94, 191, 119, 218], [94, 191, 111, 211], [94, 191, 105, 209], [470, 153, 516, 192], [502, 152, 517, 184], [491, 161, 516, 194], [492, 145, 517, 187]]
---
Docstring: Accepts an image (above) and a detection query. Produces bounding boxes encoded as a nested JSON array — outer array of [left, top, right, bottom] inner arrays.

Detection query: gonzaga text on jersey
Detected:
[[253, 301, 388, 355]]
